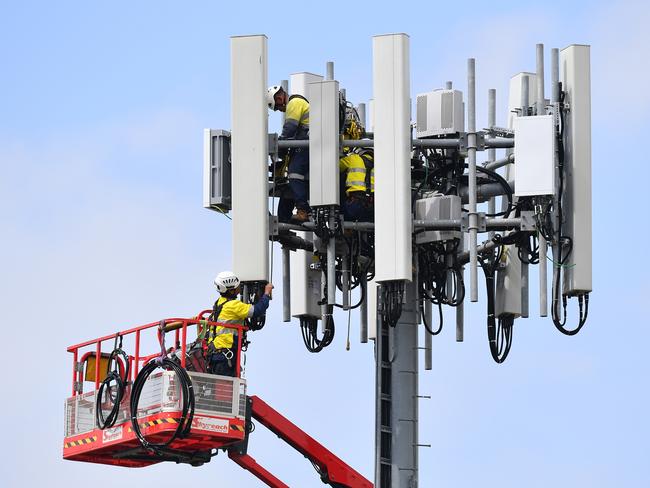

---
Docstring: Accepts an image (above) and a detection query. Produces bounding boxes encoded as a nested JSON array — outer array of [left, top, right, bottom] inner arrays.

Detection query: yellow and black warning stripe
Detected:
[[127, 417, 179, 432], [64, 435, 98, 449], [230, 424, 245, 432]]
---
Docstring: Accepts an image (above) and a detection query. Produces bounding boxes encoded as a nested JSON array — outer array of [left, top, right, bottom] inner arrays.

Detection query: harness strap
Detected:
[[208, 298, 232, 342]]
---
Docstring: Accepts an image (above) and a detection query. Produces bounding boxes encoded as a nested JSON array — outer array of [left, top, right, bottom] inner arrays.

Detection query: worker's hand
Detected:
[[264, 282, 274, 298]]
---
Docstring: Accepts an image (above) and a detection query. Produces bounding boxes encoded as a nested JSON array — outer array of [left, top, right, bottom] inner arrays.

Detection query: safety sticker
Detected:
[[192, 416, 229, 434]]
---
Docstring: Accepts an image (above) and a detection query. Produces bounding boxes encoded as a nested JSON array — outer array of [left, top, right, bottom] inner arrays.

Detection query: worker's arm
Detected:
[[247, 283, 274, 319], [339, 155, 351, 172]]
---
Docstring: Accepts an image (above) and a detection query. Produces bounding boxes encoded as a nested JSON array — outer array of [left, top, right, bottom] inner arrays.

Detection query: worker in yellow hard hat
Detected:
[[209, 271, 274, 376], [267, 85, 311, 224]]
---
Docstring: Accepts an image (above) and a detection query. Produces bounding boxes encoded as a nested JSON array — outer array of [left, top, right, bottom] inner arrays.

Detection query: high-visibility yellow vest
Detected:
[[282, 95, 310, 140], [339, 153, 374, 194], [211, 297, 252, 349]]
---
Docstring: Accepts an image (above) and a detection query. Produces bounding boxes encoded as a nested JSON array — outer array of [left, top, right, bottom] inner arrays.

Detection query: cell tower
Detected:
[[203, 33, 592, 487]]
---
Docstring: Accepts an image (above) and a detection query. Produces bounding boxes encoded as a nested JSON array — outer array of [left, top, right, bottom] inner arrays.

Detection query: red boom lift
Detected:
[[63, 312, 372, 487]]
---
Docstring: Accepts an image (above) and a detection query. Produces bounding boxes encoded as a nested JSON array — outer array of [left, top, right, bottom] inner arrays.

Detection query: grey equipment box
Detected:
[[203, 129, 232, 212], [414, 195, 462, 244]]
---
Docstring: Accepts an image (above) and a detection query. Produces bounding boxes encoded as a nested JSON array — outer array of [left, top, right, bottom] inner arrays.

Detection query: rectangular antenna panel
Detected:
[[309, 80, 340, 207], [230, 35, 269, 282], [290, 232, 322, 318], [561, 45, 592, 295], [372, 33, 412, 282], [416, 89, 464, 138], [514, 115, 555, 196], [290, 72, 323, 98], [203, 129, 232, 211]]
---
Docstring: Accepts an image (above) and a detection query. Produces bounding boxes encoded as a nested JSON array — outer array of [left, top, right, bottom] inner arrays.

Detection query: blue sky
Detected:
[[1, 1, 649, 486]]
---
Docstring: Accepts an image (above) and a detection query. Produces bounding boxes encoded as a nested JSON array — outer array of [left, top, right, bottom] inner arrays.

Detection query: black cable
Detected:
[[96, 338, 130, 430], [421, 301, 443, 335], [130, 357, 195, 452], [300, 314, 334, 353], [479, 256, 514, 363]]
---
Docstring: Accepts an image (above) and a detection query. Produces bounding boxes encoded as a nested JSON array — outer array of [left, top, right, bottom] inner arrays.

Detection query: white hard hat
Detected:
[[214, 271, 241, 293], [267, 85, 283, 110]]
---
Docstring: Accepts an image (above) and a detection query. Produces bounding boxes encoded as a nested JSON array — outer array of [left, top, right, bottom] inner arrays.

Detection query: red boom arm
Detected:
[[228, 395, 373, 488]]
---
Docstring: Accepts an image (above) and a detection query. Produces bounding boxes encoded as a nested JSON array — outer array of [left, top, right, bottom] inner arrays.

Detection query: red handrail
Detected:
[[68, 310, 249, 396]]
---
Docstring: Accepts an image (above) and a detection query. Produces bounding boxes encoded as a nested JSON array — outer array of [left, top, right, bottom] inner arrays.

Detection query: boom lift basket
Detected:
[[63, 312, 248, 467]]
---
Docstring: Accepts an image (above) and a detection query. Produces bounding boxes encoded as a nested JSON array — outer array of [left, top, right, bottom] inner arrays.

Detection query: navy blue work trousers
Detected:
[[278, 149, 310, 222]]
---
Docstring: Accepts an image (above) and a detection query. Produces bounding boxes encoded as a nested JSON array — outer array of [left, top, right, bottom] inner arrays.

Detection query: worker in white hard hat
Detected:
[[209, 271, 274, 376], [267, 85, 311, 224]]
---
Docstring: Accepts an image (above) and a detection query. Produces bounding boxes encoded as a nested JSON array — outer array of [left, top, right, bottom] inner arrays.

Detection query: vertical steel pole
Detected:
[[279, 81, 291, 322], [360, 272, 368, 343], [391, 280, 418, 488], [282, 247, 291, 322], [536, 44, 546, 115], [342, 248, 350, 310], [456, 294, 464, 342], [520, 76, 530, 318], [536, 44, 548, 317], [326, 61, 334, 81], [488, 88, 496, 241], [467, 59, 478, 302], [552, 48, 560, 103], [424, 300, 432, 370]]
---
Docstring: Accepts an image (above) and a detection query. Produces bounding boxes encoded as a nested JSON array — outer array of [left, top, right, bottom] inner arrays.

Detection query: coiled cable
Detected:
[[129, 325, 195, 452], [96, 336, 130, 430]]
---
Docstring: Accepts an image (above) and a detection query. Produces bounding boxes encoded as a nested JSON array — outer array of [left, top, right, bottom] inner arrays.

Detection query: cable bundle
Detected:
[[380, 281, 405, 328], [300, 315, 334, 353], [418, 241, 465, 335]]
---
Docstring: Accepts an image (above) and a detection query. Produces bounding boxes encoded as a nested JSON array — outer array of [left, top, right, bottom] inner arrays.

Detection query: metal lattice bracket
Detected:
[[519, 211, 536, 231], [269, 214, 279, 237], [458, 131, 486, 152], [461, 212, 486, 232], [268, 133, 278, 158], [74, 362, 84, 373]]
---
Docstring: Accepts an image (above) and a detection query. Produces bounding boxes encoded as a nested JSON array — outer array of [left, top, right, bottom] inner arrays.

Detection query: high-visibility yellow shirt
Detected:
[[339, 153, 374, 194], [281, 96, 310, 140], [212, 297, 252, 349]]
